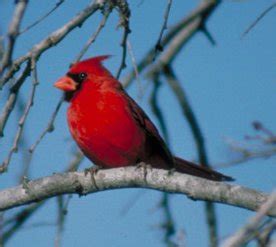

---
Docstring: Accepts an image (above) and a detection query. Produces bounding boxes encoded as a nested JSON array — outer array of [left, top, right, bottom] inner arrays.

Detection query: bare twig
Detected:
[[126, 40, 143, 98], [66, 149, 84, 172], [163, 65, 208, 166], [29, 95, 64, 153], [20, 221, 55, 229], [2, 202, 44, 243], [163, 65, 218, 247], [16, 94, 33, 183], [0, 166, 274, 216], [0, 0, 28, 76], [217, 130, 276, 168], [149, 75, 176, 245], [135, 4, 220, 243], [159, 193, 176, 246], [205, 202, 218, 247], [19, 0, 65, 35], [0, 213, 3, 247], [200, 25, 216, 46], [115, 0, 131, 79], [0, 36, 4, 61], [242, 3, 276, 38], [122, 0, 219, 87], [256, 220, 276, 247], [0, 0, 104, 89], [54, 149, 84, 247], [2, 149, 84, 244], [54, 196, 65, 247], [154, 0, 173, 57], [0, 58, 39, 173], [0, 60, 31, 137], [150, 76, 169, 143], [73, 6, 112, 63], [216, 147, 276, 168], [250, 121, 276, 144], [147, 18, 201, 77], [223, 191, 276, 247]]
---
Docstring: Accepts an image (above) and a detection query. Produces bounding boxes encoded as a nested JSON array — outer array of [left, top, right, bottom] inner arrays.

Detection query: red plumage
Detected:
[[54, 56, 233, 181]]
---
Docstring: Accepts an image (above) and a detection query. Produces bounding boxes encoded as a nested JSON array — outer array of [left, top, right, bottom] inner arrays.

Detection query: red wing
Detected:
[[123, 91, 174, 167]]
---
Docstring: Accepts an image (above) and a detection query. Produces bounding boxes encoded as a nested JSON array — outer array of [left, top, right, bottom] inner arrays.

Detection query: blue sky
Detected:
[[0, 0, 275, 246]]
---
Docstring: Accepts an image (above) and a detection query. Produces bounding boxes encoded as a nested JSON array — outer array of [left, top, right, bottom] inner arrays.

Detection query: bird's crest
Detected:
[[79, 55, 111, 66], [69, 55, 111, 76]]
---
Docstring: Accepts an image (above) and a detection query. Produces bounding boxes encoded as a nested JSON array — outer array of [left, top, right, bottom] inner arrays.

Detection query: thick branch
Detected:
[[0, 167, 274, 216]]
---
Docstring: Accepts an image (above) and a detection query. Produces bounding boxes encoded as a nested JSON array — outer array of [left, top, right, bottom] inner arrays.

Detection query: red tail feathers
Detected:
[[174, 157, 233, 182]]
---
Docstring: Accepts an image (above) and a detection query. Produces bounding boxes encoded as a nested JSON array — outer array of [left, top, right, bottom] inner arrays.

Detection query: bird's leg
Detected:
[[168, 168, 176, 176], [136, 161, 152, 170], [84, 166, 102, 190], [135, 162, 152, 183], [84, 165, 101, 176]]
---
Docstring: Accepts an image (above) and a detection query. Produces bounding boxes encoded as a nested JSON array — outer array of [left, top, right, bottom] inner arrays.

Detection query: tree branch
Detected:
[[0, 0, 28, 76], [0, 60, 31, 137], [19, 0, 65, 35], [0, 166, 274, 217], [73, 5, 112, 64], [223, 191, 276, 247], [122, 0, 219, 87], [115, 0, 131, 79], [0, 0, 104, 88], [163, 59, 218, 247], [154, 0, 173, 57], [29, 95, 64, 153], [242, 2, 276, 38], [0, 58, 39, 173], [2, 149, 84, 244]]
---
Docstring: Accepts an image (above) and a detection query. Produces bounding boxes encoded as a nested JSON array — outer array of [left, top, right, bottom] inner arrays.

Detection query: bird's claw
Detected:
[[168, 168, 176, 176], [136, 162, 152, 171], [136, 162, 152, 184], [84, 166, 101, 177], [84, 166, 100, 190]]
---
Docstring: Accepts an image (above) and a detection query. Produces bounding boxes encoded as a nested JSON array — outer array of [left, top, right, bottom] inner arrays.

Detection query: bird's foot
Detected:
[[136, 162, 152, 183], [135, 162, 152, 171], [84, 166, 101, 190], [84, 166, 101, 177], [168, 168, 176, 176]]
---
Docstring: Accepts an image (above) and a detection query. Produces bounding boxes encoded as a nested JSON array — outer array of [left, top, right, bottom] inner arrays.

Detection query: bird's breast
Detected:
[[67, 90, 145, 167]]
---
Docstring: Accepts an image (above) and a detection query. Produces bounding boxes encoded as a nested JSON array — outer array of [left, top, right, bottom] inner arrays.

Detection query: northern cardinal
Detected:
[[54, 56, 233, 181]]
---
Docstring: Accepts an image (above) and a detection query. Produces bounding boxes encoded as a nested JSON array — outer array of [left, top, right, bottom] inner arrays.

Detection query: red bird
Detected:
[[54, 56, 232, 181]]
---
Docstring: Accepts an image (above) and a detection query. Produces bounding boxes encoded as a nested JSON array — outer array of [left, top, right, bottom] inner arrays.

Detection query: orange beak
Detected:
[[54, 76, 77, 91]]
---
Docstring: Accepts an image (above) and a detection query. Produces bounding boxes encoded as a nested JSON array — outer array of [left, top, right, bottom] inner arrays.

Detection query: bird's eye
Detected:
[[66, 72, 87, 84], [79, 73, 87, 81]]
